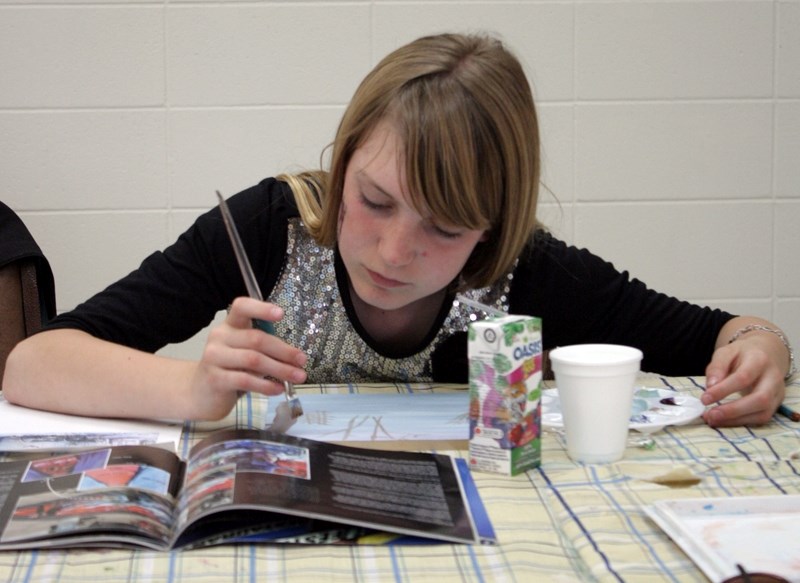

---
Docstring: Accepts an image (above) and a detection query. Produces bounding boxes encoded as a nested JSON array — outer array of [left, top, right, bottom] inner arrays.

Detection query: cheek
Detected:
[[337, 201, 347, 234]]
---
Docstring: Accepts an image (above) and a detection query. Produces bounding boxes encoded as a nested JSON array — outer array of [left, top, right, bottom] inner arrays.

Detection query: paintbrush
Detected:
[[455, 294, 506, 317], [778, 403, 800, 422], [215, 190, 303, 419]]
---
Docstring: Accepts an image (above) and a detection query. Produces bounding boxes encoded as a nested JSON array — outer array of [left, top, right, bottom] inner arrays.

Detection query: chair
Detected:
[[0, 201, 56, 385]]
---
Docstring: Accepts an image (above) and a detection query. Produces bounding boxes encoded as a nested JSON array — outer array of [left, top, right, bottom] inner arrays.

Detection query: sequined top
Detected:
[[271, 219, 512, 383], [47, 178, 734, 377]]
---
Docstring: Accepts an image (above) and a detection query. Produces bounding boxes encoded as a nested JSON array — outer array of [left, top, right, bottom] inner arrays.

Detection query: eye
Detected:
[[360, 193, 388, 212], [430, 222, 463, 240]]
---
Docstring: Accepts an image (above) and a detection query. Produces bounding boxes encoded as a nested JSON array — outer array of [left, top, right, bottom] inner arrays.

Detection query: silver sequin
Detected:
[[269, 219, 513, 383]]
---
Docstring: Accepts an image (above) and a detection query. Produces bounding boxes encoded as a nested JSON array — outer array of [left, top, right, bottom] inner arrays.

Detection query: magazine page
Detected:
[[173, 428, 487, 548], [180, 458, 495, 548], [237, 457, 495, 547], [0, 445, 182, 550]]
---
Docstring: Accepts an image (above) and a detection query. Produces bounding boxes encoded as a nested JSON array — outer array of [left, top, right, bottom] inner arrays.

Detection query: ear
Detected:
[[479, 231, 489, 242]]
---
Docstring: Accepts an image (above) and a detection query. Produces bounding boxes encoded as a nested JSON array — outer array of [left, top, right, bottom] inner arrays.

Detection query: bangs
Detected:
[[392, 79, 504, 233], [308, 32, 541, 289]]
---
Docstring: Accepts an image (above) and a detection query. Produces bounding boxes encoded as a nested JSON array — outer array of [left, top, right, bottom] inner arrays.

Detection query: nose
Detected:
[[378, 218, 418, 267]]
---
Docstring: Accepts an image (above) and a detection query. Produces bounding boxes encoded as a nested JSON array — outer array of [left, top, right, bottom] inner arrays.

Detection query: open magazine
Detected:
[[0, 428, 495, 550]]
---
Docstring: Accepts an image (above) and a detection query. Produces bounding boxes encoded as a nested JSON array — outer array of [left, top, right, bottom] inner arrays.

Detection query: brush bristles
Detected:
[[283, 381, 303, 419], [287, 398, 304, 419]]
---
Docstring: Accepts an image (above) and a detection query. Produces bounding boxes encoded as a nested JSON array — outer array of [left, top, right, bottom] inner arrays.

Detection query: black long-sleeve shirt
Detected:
[[44, 178, 733, 381]]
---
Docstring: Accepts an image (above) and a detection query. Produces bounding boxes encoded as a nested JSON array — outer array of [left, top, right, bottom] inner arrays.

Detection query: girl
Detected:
[[4, 33, 793, 427]]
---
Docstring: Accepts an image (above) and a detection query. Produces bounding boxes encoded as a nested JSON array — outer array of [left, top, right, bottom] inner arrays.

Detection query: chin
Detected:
[[354, 282, 414, 311], [363, 293, 411, 312]]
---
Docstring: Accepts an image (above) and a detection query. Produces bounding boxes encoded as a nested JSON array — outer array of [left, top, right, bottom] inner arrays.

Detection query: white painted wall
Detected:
[[2, 1, 798, 359]]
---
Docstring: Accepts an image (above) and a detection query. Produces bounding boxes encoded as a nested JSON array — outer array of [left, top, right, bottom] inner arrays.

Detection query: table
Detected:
[[2, 375, 799, 583]]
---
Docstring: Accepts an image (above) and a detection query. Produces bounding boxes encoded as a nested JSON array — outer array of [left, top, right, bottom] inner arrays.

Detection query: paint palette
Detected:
[[644, 495, 800, 581], [541, 387, 705, 434]]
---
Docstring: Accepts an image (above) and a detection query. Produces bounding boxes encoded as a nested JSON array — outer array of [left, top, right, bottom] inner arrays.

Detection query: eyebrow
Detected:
[[357, 171, 396, 201], [355, 168, 443, 226]]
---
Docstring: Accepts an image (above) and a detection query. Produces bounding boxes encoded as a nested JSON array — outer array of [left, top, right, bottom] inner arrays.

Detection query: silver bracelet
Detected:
[[728, 324, 797, 381]]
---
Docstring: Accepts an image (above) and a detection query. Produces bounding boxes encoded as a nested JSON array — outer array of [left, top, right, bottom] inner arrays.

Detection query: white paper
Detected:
[[645, 495, 800, 582], [266, 392, 469, 442], [0, 394, 183, 452]]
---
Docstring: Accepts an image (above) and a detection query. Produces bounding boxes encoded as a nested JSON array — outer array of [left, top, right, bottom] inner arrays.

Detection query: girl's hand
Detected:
[[702, 320, 790, 427], [188, 297, 308, 419]]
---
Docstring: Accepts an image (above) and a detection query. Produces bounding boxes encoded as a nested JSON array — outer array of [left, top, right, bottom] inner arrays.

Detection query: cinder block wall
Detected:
[[2, 1, 798, 358]]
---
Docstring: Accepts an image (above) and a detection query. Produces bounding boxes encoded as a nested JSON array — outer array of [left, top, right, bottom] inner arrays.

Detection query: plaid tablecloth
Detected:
[[2, 375, 799, 583]]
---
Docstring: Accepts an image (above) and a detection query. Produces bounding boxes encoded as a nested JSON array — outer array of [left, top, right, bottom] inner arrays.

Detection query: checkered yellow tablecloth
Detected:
[[2, 375, 799, 583]]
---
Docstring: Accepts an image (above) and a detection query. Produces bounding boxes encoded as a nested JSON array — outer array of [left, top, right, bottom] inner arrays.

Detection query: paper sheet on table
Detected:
[[0, 394, 183, 452], [644, 495, 800, 582], [266, 392, 469, 442]]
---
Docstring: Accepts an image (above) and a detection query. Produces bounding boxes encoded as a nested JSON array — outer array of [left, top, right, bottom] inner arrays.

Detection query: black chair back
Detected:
[[0, 201, 56, 383]]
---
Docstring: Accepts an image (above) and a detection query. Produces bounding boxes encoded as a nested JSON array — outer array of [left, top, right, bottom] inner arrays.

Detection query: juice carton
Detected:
[[468, 315, 542, 475]]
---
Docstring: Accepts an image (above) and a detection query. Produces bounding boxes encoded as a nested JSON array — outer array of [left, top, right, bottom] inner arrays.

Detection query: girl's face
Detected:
[[338, 121, 486, 312]]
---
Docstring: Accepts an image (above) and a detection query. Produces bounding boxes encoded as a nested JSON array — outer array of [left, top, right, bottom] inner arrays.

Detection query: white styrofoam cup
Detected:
[[549, 344, 643, 463]]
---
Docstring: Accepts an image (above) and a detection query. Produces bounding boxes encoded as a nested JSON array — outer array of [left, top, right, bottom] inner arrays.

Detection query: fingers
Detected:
[[703, 341, 774, 405], [702, 344, 785, 427], [202, 296, 307, 388], [222, 297, 308, 376], [204, 332, 307, 385], [226, 296, 283, 329], [703, 386, 781, 427], [187, 362, 285, 421], [205, 365, 288, 397], [187, 297, 307, 420], [702, 343, 740, 406]]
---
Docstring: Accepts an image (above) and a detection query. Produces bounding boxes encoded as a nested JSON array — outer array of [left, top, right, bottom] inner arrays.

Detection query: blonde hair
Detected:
[[279, 32, 541, 289]]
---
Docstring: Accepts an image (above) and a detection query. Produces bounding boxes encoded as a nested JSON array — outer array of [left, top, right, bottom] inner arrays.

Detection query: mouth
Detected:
[[366, 268, 407, 289]]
